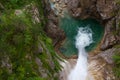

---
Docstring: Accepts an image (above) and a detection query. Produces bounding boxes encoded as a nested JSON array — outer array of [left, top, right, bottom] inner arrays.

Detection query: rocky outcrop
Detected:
[[96, 0, 116, 20], [100, 11, 120, 50], [64, 0, 116, 20], [97, 48, 116, 64], [44, 0, 65, 45], [88, 56, 115, 80], [100, 18, 118, 50]]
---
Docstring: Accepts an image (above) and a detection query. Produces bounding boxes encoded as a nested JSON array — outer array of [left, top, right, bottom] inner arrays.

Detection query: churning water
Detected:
[[68, 27, 93, 80], [59, 17, 104, 57]]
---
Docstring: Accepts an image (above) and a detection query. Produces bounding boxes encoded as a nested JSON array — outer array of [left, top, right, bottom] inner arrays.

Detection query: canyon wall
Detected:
[[44, 0, 120, 80]]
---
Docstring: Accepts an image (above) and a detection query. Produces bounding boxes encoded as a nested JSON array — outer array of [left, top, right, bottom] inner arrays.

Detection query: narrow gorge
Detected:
[[46, 0, 120, 80], [0, 0, 120, 80]]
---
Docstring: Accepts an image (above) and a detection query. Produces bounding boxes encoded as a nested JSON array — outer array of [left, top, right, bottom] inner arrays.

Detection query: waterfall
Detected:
[[68, 26, 93, 80]]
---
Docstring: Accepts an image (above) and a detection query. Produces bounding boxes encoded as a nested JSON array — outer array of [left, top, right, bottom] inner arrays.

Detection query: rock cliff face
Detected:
[[44, 0, 65, 46], [66, 0, 116, 19]]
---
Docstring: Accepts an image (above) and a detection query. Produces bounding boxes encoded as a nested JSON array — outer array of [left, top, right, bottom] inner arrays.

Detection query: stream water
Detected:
[[68, 27, 93, 80]]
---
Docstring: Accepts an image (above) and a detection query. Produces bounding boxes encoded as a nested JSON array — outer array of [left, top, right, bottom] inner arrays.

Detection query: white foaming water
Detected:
[[68, 27, 93, 80]]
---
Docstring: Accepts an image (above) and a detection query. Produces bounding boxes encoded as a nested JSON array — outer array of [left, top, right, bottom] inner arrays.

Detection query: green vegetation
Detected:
[[113, 50, 120, 80], [0, 0, 61, 80], [116, 0, 120, 5]]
